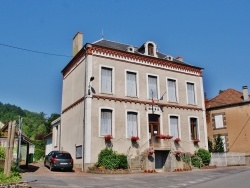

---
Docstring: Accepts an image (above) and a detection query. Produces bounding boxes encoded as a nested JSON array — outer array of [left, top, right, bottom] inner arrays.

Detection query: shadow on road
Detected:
[[20, 163, 40, 173]]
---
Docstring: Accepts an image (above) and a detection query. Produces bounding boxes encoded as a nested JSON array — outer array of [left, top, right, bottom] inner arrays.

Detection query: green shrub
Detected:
[[191, 155, 203, 168], [117, 154, 128, 169], [0, 147, 5, 159], [95, 148, 128, 169], [195, 148, 211, 166], [0, 165, 21, 183]]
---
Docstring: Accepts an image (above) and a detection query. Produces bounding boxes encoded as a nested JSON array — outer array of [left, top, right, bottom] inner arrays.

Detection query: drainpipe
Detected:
[[82, 44, 93, 171]]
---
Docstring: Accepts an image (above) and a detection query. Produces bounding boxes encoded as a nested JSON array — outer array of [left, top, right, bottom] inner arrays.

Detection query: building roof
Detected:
[[93, 39, 189, 65], [0, 123, 34, 145], [206, 88, 250, 109]]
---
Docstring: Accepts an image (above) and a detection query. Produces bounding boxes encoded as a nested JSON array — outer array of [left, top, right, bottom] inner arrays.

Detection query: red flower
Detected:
[[147, 148, 154, 155], [104, 135, 113, 141], [174, 138, 181, 143], [193, 139, 200, 143], [131, 136, 139, 141], [174, 150, 182, 156], [156, 134, 165, 139], [166, 135, 173, 139]]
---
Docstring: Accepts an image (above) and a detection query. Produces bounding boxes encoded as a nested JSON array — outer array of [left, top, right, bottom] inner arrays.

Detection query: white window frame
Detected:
[[214, 114, 224, 129], [166, 77, 179, 103], [147, 74, 159, 100], [53, 125, 58, 147], [99, 107, 115, 137], [125, 70, 139, 97], [168, 114, 181, 139], [186, 81, 197, 105], [100, 65, 115, 94], [188, 116, 200, 141], [125, 110, 140, 138]]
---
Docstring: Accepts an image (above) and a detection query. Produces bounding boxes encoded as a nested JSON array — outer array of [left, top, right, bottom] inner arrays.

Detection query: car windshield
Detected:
[[53, 153, 71, 159]]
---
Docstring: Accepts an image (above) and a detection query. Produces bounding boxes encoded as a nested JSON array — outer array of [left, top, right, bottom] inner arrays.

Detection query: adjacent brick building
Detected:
[[206, 86, 250, 153]]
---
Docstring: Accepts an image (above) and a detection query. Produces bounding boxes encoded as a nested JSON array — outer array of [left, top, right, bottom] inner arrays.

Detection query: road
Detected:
[[22, 162, 250, 188]]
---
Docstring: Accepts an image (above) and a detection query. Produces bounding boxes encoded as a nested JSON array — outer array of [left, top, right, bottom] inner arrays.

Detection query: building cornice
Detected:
[[61, 95, 202, 114], [61, 43, 203, 78], [91, 45, 203, 77]]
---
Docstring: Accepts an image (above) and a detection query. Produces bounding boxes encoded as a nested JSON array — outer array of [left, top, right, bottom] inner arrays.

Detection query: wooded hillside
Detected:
[[0, 102, 60, 140]]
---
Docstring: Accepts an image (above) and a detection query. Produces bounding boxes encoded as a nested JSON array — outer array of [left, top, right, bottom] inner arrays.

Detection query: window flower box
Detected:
[[131, 136, 139, 142], [156, 134, 165, 139], [147, 148, 154, 155], [104, 135, 113, 141], [193, 139, 200, 144], [174, 150, 182, 156], [174, 138, 181, 143], [166, 135, 173, 139]]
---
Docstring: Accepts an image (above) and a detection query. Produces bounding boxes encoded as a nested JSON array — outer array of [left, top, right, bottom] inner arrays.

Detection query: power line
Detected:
[[0, 42, 72, 58]]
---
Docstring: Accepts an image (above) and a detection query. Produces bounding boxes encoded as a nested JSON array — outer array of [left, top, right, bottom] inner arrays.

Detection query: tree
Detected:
[[213, 135, 224, 153], [208, 137, 214, 152]]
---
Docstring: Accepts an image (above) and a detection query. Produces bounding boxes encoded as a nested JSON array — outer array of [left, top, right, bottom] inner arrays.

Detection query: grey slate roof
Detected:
[[92, 39, 189, 66]]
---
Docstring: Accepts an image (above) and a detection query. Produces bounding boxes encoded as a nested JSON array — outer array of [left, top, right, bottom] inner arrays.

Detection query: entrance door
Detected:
[[148, 114, 160, 146], [155, 150, 169, 169]]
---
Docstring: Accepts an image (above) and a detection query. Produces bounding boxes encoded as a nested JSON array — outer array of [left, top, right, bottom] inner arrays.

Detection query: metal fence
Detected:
[[210, 152, 246, 166]]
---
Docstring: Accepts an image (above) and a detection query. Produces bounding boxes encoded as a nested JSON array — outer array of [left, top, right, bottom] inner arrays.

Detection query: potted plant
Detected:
[[104, 135, 113, 141], [174, 150, 182, 157], [193, 139, 200, 144], [166, 135, 173, 139], [174, 137, 181, 143], [147, 148, 154, 155], [156, 134, 165, 139], [131, 136, 139, 142]]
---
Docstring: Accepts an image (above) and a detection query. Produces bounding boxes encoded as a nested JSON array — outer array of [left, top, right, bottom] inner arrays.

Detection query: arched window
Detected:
[[148, 43, 154, 56]]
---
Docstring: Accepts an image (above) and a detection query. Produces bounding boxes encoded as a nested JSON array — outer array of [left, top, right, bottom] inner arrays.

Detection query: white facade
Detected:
[[60, 35, 207, 171]]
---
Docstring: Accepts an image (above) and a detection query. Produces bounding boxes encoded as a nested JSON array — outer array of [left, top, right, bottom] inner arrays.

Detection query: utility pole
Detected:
[[4, 121, 16, 177], [16, 116, 22, 167]]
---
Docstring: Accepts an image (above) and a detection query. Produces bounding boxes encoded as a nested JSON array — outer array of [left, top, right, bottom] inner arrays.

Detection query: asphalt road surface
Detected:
[[22, 162, 250, 188]]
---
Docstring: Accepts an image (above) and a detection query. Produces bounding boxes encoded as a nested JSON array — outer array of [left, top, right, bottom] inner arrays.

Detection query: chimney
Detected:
[[176, 56, 183, 62], [242, 86, 249, 101], [72, 32, 83, 56]]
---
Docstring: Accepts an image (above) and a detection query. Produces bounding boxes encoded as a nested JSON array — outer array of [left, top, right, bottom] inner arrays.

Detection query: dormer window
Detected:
[[126, 46, 135, 53], [137, 41, 158, 57], [148, 43, 154, 56]]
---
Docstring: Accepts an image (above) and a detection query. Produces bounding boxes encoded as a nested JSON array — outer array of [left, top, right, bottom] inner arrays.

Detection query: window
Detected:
[[53, 126, 58, 147], [75, 145, 82, 159], [127, 112, 138, 137], [190, 118, 199, 140], [148, 43, 154, 56], [214, 114, 224, 128], [170, 116, 179, 138], [148, 75, 158, 99], [126, 71, 137, 97], [220, 135, 227, 152], [187, 82, 196, 105], [100, 109, 112, 136], [101, 67, 112, 93], [167, 79, 177, 102]]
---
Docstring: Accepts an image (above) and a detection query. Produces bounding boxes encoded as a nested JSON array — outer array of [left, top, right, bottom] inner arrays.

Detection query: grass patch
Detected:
[[0, 165, 22, 183]]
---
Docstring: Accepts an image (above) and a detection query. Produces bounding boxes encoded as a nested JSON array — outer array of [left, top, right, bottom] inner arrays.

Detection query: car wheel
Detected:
[[50, 163, 54, 171], [44, 161, 46, 167]]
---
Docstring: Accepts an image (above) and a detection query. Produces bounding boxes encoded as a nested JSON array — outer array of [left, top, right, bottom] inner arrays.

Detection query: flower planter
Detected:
[[147, 148, 154, 155], [131, 136, 139, 142], [193, 139, 200, 144], [104, 135, 113, 141], [174, 151, 182, 157], [166, 135, 173, 139], [174, 138, 181, 143]]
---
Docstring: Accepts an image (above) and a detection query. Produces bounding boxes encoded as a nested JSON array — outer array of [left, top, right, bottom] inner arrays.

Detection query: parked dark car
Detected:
[[44, 151, 73, 171]]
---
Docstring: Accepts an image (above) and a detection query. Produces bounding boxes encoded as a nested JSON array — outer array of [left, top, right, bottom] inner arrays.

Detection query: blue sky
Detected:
[[1, 1, 250, 116]]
